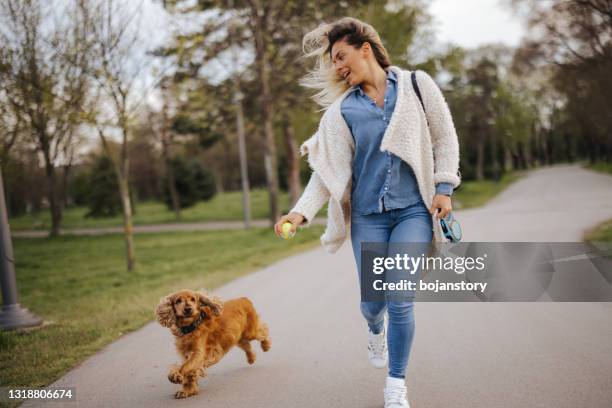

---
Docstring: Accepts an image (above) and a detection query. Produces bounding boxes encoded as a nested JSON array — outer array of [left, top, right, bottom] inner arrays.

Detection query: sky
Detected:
[[140, 0, 527, 60], [142, 0, 527, 51], [428, 0, 526, 48]]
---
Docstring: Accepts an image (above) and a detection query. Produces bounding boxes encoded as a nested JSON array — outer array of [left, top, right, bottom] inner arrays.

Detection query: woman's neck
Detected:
[[361, 64, 388, 96]]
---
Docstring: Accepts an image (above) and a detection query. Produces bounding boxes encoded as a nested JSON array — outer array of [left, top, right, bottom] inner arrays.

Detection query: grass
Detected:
[[583, 162, 612, 244], [450, 171, 525, 209], [586, 161, 612, 176], [584, 218, 612, 243], [10, 188, 319, 231], [0, 226, 324, 395]]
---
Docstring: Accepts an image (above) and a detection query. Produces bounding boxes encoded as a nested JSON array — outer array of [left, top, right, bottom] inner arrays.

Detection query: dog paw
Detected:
[[247, 353, 256, 364], [175, 390, 192, 399], [261, 339, 271, 352], [168, 371, 184, 384]]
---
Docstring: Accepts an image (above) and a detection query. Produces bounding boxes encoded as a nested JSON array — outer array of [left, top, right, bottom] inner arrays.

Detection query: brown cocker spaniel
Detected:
[[156, 289, 271, 399]]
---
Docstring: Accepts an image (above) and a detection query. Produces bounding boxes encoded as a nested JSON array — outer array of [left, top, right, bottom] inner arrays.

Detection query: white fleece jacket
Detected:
[[290, 66, 461, 253]]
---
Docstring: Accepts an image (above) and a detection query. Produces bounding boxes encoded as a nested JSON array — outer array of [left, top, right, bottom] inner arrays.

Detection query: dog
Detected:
[[155, 289, 271, 399]]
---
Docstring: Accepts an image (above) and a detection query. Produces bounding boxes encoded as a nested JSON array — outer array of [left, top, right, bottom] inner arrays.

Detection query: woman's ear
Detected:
[[198, 292, 223, 317], [361, 41, 371, 56], [155, 294, 176, 328]]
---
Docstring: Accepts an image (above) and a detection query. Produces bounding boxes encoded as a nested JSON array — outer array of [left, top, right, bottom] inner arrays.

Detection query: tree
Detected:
[[426, 43, 542, 180], [511, 0, 612, 163], [493, 81, 538, 172], [87, 0, 164, 271], [162, 1, 373, 223], [0, 0, 91, 235], [150, 79, 182, 219], [0, 94, 22, 167]]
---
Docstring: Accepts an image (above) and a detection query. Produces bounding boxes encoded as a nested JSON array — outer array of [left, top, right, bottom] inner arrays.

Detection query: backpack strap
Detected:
[[411, 71, 426, 114], [411, 71, 462, 189]]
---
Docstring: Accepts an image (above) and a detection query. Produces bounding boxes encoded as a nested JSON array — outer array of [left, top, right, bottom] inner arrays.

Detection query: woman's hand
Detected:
[[274, 212, 305, 238], [429, 194, 452, 219]]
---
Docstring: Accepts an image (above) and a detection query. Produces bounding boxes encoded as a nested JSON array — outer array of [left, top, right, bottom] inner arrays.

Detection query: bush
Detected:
[[85, 156, 122, 217], [162, 157, 216, 210], [71, 170, 91, 207]]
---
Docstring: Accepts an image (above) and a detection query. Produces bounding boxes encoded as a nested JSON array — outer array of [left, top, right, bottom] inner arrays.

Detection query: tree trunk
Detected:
[[117, 173, 135, 272], [503, 145, 514, 172], [41, 149, 62, 237], [212, 170, 224, 195], [541, 130, 550, 165], [282, 113, 301, 208], [99, 124, 135, 272], [251, 3, 279, 224], [521, 131, 536, 169], [160, 128, 180, 219], [490, 131, 500, 181], [234, 88, 251, 228], [119, 122, 136, 272], [475, 133, 485, 181], [522, 138, 533, 169], [220, 136, 231, 192], [61, 166, 69, 210], [564, 132, 575, 163]]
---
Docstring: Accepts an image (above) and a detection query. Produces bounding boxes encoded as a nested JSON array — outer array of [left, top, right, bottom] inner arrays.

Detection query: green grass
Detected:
[[0, 226, 324, 393], [451, 171, 525, 209], [580, 161, 612, 244], [587, 161, 612, 176], [582, 162, 612, 243], [584, 218, 612, 243], [10, 188, 318, 231]]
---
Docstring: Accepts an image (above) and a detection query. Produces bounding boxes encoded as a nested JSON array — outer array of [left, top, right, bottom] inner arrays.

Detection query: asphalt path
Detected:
[[21, 164, 612, 408]]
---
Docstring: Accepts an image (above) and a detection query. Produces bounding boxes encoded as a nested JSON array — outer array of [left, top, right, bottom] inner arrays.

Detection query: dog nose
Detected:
[[184, 307, 192, 315]]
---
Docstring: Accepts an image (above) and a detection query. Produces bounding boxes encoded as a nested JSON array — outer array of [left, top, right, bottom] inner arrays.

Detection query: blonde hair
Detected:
[[300, 17, 392, 109]]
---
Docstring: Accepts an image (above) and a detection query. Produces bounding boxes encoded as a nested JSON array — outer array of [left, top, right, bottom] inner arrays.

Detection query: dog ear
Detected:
[[155, 294, 176, 328], [198, 292, 223, 317]]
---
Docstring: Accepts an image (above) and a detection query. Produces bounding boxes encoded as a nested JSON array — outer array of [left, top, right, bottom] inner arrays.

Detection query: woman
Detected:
[[274, 17, 461, 408]]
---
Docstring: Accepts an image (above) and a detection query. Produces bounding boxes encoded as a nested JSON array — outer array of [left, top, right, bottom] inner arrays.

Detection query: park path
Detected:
[[22, 164, 612, 408]]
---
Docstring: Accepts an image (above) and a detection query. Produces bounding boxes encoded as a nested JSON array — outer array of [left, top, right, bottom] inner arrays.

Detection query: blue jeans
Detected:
[[350, 200, 433, 379]]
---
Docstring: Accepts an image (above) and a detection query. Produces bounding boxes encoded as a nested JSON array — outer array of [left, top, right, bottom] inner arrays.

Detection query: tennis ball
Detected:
[[281, 222, 295, 239]]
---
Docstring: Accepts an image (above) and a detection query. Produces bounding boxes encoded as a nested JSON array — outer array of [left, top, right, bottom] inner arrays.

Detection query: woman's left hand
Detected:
[[429, 194, 452, 219]]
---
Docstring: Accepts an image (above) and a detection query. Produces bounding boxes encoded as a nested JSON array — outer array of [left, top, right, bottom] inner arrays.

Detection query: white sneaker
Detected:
[[367, 316, 388, 369], [384, 376, 410, 408]]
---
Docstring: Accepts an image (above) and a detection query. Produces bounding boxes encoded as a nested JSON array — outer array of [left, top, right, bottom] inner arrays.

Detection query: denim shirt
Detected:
[[341, 69, 453, 215]]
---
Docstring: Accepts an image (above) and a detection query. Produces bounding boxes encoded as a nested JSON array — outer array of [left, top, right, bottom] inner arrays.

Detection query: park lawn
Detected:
[[0, 225, 324, 393], [10, 188, 316, 231]]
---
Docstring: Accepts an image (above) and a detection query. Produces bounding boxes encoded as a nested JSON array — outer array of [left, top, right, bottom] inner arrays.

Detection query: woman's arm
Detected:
[[289, 171, 330, 227], [415, 70, 461, 188]]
